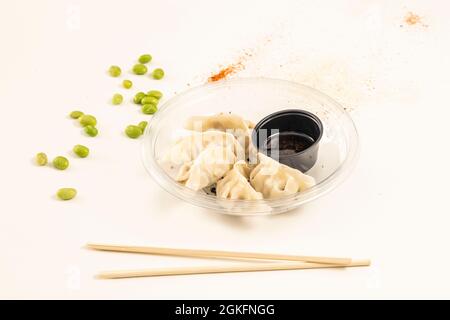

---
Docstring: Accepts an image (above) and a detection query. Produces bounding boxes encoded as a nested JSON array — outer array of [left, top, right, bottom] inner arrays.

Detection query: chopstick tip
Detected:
[[84, 243, 95, 250]]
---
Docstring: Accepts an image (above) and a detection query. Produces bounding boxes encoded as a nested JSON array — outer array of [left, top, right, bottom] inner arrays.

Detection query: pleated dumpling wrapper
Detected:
[[217, 161, 263, 200], [162, 131, 245, 191], [250, 153, 316, 199], [184, 113, 256, 160], [177, 145, 237, 191], [185, 112, 255, 132]]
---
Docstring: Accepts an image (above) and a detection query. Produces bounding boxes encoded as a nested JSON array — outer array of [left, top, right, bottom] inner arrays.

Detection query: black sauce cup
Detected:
[[252, 109, 323, 172]]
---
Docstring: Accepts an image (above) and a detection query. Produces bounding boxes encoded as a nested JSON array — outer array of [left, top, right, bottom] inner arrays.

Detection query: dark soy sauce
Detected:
[[264, 132, 315, 156]]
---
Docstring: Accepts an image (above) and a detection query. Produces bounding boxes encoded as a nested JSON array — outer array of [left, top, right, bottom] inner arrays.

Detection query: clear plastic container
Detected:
[[141, 78, 359, 215]]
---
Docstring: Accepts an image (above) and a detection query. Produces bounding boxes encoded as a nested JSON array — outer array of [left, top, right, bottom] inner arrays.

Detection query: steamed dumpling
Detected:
[[216, 161, 263, 200], [177, 145, 237, 190], [184, 113, 256, 160], [162, 131, 244, 191], [163, 130, 245, 165], [250, 153, 316, 198], [185, 113, 254, 132]]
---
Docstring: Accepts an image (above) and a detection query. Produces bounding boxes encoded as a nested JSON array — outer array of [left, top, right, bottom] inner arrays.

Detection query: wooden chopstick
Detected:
[[97, 259, 371, 279], [86, 243, 352, 265]]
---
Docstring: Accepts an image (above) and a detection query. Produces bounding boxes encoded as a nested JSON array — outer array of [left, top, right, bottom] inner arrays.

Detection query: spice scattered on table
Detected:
[[403, 12, 428, 27], [208, 62, 246, 82], [207, 47, 257, 83]]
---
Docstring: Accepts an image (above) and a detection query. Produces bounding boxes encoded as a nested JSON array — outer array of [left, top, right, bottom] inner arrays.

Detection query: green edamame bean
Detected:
[[84, 125, 98, 137], [73, 144, 89, 158], [141, 96, 159, 105], [57, 188, 77, 200], [79, 114, 97, 127], [53, 156, 69, 170], [133, 92, 146, 104], [112, 93, 123, 105], [125, 125, 142, 139], [152, 68, 164, 80], [122, 79, 132, 89], [109, 65, 121, 77], [142, 104, 157, 115], [35, 152, 48, 166], [70, 111, 84, 119], [138, 54, 152, 64], [132, 64, 147, 75], [138, 121, 148, 132], [147, 90, 163, 99]]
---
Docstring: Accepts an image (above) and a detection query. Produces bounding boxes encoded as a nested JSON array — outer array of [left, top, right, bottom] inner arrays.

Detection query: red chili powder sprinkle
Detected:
[[208, 47, 256, 82], [404, 12, 427, 27], [208, 62, 244, 82], [405, 12, 420, 25]]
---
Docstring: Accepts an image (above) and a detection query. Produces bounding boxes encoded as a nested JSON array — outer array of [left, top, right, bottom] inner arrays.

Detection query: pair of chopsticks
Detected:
[[86, 243, 370, 279]]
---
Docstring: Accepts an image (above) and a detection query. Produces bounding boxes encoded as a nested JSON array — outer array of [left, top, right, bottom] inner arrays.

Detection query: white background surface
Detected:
[[1, 0, 450, 299]]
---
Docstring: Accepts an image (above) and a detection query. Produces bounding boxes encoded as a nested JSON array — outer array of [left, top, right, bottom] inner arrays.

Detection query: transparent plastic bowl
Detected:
[[141, 78, 359, 215]]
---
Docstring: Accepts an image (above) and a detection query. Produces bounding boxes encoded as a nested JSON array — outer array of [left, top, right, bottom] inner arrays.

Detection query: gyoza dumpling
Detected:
[[185, 113, 254, 132], [162, 131, 244, 191], [216, 161, 263, 200], [177, 145, 237, 190], [184, 113, 256, 160], [163, 131, 245, 165], [250, 153, 316, 199]]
